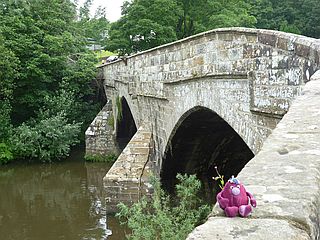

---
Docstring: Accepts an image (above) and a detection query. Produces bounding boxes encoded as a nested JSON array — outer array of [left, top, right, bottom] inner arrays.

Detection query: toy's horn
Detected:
[[228, 175, 240, 184]]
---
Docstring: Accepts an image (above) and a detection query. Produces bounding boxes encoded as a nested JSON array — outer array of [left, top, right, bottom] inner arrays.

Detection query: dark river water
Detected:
[[0, 149, 127, 240]]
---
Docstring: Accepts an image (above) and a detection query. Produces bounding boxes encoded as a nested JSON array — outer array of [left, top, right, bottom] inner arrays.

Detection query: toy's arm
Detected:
[[246, 191, 256, 207], [217, 192, 229, 209]]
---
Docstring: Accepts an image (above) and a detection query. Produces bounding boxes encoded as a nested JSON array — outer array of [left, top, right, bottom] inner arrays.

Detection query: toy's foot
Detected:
[[239, 205, 252, 217], [225, 206, 239, 217]]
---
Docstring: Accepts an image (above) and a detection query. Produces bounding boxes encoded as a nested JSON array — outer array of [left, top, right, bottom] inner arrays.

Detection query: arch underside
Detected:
[[161, 107, 254, 201], [116, 97, 137, 152]]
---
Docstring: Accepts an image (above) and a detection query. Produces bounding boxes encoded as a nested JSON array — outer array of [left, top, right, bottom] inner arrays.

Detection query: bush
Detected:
[[11, 113, 81, 162], [0, 143, 13, 164], [116, 174, 211, 240]]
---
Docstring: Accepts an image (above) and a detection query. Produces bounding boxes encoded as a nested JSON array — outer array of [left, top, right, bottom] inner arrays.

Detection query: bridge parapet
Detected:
[[187, 70, 320, 239], [101, 27, 319, 116]]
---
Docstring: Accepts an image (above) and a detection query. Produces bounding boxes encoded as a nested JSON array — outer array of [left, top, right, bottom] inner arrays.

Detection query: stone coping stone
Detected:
[[98, 27, 320, 68], [187, 217, 310, 240]]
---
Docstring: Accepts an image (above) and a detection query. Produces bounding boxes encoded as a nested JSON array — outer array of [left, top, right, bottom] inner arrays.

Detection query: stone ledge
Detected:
[[187, 217, 310, 240]]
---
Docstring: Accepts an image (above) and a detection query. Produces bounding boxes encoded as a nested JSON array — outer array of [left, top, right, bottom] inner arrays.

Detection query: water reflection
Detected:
[[0, 151, 126, 240]]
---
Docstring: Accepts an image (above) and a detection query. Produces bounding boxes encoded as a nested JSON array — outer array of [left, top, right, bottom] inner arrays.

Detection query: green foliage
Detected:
[[107, 0, 256, 54], [0, 143, 14, 165], [107, 0, 179, 54], [107, 112, 115, 129], [10, 86, 81, 162], [0, 0, 103, 164], [0, 0, 99, 127], [248, 0, 320, 38], [77, 0, 110, 47], [206, 0, 257, 29], [116, 96, 123, 121], [84, 153, 118, 163], [0, 34, 18, 140], [107, 0, 320, 55], [117, 174, 211, 240], [0, 101, 13, 140], [96, 50, 115, 64], [10, 113, 81, 162]]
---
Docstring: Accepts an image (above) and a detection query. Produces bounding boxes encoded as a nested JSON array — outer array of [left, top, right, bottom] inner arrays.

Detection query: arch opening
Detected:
[[160, 107, 254, 202], [116, 97, 137, 152]]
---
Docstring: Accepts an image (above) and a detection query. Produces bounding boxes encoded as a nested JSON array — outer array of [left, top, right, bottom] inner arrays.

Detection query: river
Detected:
[[0, 149, 127, 240]]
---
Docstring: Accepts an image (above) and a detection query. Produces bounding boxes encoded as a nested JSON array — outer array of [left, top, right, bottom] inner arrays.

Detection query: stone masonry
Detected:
[[103, 125, 153, 213], [85, 99, 119, 156], [187, 70, 320, 240], [85, 27, 320, 237]]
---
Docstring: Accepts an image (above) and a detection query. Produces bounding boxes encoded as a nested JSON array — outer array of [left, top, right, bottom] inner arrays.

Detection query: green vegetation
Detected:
[[84, 153, 118, 163], [116, 96, 123, 121], [107, 0, 320, 55], [0, 143, 14, 165], [0, 0, 105, 164], [117, 174, 211, 240], [107, 112, 115, 129], [78, 0, 110, 47], [96, 50, 115, 59]]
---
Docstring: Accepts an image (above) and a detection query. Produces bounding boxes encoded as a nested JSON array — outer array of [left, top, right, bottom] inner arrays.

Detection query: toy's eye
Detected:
[[230, 186, 234, 189], [236, 185, 240, 189]]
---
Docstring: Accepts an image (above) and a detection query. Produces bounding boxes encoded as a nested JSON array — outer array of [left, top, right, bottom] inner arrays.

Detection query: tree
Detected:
[[0, 0, 100, 162], [247, 0, 320, 38], [78, 0, 111, 47], [0, 34, 18, 164], [107, 0, 257, 55], [0, 0, 100, 124], [10, 86, 81, 162], [206, 0, 256, 29], [0, 34, 18, 140], [107, 0, 179, 54]]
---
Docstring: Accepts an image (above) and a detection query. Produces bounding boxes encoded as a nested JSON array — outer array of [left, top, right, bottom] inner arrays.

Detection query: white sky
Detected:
[[78, 0, 126, 22]]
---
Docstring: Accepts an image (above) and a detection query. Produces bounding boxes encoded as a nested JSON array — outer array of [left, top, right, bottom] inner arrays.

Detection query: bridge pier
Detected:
[[103, 125, 154, 213], [85, 100, 119, 156]]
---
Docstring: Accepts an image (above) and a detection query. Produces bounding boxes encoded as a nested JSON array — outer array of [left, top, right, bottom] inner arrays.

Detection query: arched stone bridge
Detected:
[[86, 28, 320, 239]]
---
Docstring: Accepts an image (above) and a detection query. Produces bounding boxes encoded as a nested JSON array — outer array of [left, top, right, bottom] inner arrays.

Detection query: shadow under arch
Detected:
[[116, 97, 137, 152], [160, 106, 254, 202]]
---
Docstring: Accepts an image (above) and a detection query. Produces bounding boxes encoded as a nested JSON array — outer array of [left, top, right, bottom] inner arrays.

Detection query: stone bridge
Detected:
[[86, 28, 320, 239]]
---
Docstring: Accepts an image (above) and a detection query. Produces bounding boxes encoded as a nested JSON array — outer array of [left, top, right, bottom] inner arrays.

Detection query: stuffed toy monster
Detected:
[[217, 176, 256, 217]]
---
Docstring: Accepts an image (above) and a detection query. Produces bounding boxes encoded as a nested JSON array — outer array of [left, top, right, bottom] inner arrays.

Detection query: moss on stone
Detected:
[[84, 153, 118, 163]]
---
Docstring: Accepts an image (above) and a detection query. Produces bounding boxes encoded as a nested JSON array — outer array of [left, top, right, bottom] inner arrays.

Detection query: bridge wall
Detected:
[[187, 70, 320, 240], [97, 27, 319, 173], [85, 28, 320, 229]]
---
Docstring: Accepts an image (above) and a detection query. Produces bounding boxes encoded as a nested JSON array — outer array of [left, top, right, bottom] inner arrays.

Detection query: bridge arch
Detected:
[[160, 106, 254, 200], [115, 96, 137, 151]]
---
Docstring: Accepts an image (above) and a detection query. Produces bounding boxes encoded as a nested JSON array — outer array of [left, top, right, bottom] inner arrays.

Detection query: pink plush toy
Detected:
[[217, 176, 256, 217]]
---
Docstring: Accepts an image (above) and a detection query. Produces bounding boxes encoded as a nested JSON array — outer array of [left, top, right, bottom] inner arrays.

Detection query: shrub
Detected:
[[11, 113, 81, 162], [0, 143, 13, 164], [116, 174, 211, 240]]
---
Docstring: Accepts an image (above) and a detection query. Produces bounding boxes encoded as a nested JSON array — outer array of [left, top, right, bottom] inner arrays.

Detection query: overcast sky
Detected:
[[78, 0, 126, 22]]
